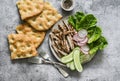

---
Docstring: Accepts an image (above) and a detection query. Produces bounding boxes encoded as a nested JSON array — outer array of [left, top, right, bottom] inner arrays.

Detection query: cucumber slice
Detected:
[[61, 51, 74, 63], [70, 61, 75, 70], [61, 47, 80, 63], [66, 62, 71, 68], [61, 47, 79, 63], [73, 49, 83, 72]]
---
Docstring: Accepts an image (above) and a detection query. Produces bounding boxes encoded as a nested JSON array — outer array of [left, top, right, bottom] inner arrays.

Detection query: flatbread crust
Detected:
[[16, 24, 46, 48], [17, 0, 44, 20], [26, 2, 62, 31], [8, 34, 38, 59]]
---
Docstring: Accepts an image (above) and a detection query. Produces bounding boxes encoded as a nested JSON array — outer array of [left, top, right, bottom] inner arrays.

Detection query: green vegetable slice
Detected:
[[61, 48, 77, 63], [69, 61, 75, 70], [73, 48, 83, 72], [66, 62, 71, 68], [61, 47, 80, 63], [61, 51, 73, 63]]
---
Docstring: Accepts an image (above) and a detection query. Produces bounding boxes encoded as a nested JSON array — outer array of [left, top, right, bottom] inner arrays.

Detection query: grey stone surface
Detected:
[[0, 0, 120, 81]]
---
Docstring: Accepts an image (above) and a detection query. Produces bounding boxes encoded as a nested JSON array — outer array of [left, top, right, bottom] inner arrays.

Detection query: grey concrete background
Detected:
[[0, 0, 120, 81]]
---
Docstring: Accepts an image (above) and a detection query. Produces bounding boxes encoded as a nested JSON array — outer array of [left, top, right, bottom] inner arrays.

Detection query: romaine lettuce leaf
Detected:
[[68, 16, 76, 28], [75, 12, 85, 21], [89, 46, 99, 55], [88, 36, 108, 55], [68, 12, 85, 31], [88, 26, 102, 44], [77, 14, 97, 30], [97, 36, 108, 50]]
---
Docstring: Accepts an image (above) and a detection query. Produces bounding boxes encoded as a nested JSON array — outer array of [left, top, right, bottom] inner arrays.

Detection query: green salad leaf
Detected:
[[88, 26, 102, 44], [68, 12, 85, 31], [89, 46, 99, 55], [77, 14, 97, 30], [75, 12, 85, 21], [96, 36, 108, 50], [80, 36, 108, 63], [68, 13, 97, 31], [68, 16, 76, 28], [68, 11, 108, 64], [88, 36, 108, 55]]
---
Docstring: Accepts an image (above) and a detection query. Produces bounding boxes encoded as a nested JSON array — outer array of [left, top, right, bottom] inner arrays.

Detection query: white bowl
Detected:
[[61, 0, 75, 11]]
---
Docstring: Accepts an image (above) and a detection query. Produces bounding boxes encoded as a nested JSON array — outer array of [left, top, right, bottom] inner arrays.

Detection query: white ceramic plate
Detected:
[[49, 17, 95, 63]]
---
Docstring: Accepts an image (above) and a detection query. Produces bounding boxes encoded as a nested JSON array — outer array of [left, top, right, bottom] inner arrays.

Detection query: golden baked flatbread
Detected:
[[26, 2, 62, 31], [17, 0, 44, 20], [16, 24, 46, 48], [8, 34, 38, 59]]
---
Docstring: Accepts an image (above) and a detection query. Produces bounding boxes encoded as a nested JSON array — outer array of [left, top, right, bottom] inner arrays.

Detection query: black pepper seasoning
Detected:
[[63, 0, 73, 9]]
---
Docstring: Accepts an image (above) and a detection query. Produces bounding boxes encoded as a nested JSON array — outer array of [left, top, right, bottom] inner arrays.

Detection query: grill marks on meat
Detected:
[[50, 21, 76, 57]]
